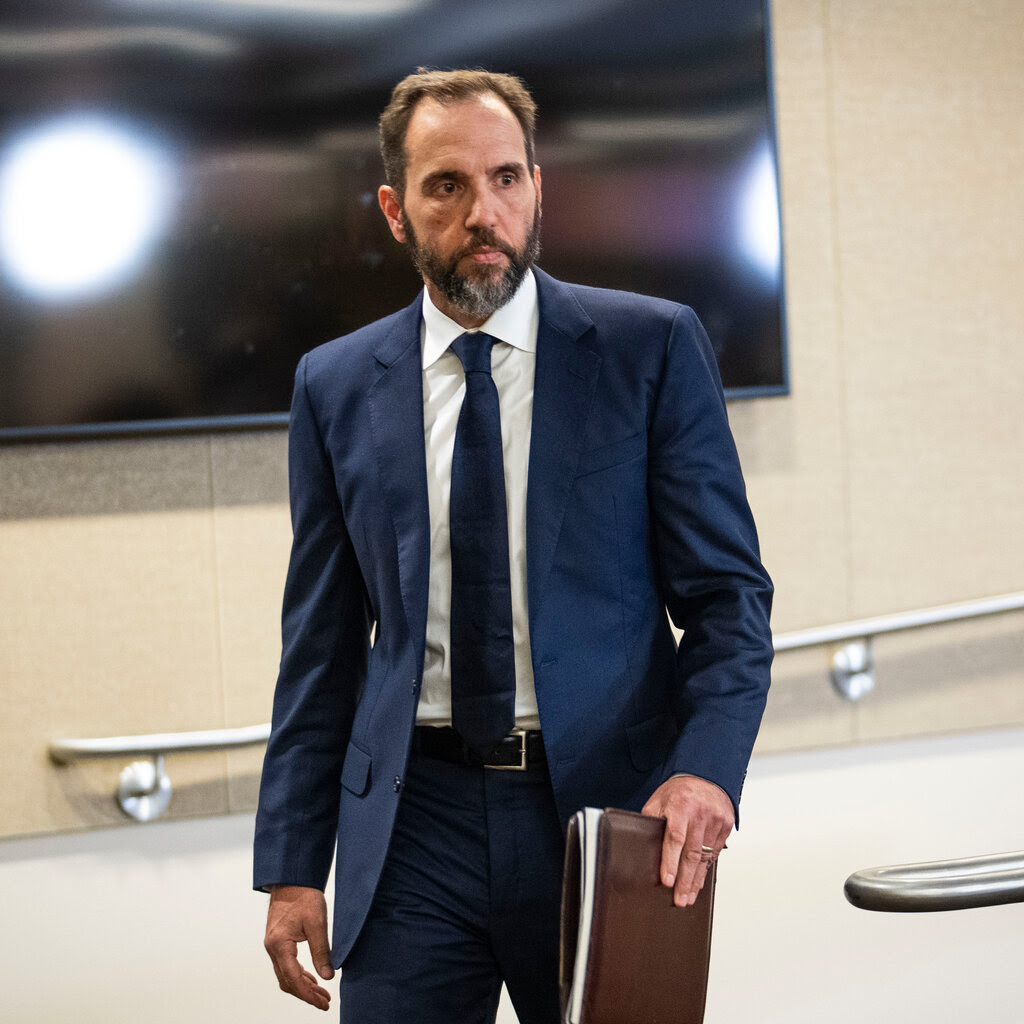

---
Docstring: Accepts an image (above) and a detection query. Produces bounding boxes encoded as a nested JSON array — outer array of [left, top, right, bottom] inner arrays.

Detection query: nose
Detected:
[[464, 185, 497, 230]]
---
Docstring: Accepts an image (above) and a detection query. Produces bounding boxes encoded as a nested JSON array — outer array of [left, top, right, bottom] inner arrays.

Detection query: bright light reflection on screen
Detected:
[[737, 143, 781, 283], [0, 116, 175, 302]]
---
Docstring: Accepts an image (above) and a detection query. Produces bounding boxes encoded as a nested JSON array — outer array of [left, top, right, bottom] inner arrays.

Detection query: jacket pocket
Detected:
[[575, 432, 644, 479], [340, 741, 372, 797], [625, 713, 676, 773]]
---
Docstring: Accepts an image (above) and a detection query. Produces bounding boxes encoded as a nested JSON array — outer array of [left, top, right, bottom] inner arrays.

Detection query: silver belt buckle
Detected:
[[485, 728, 528, 771]]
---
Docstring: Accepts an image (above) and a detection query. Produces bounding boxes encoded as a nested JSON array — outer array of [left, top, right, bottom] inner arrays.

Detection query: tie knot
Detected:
[[451, 332, 497, 375]]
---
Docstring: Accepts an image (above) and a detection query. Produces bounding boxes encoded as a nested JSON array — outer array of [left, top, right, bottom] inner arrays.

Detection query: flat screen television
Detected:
[[0, 0, 787, 442]]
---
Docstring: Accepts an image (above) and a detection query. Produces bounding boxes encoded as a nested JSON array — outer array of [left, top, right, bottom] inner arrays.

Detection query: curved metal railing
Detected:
[[845, 850, 1024, 912]]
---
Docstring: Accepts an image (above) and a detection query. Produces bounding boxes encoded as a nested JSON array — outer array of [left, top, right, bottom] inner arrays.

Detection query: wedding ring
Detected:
[[700, 845, 715, 861]]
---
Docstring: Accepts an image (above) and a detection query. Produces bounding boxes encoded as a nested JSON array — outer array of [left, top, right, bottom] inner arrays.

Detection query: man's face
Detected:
[[378, 93, 542, 327]]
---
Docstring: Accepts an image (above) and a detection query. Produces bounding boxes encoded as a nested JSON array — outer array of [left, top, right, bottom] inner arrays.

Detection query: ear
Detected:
[[378, 185, 407, 243], [533, 164, 542, 208]]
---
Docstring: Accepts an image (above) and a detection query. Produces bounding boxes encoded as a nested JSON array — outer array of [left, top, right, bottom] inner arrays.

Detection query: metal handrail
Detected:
[[48, 590, 1024, 820], [845, 850, 1024, 912], [773, 590, 1024, 652], [773, 590, 1024, 699], [49, 724, 270, 822], [49, 723, 270, 764]]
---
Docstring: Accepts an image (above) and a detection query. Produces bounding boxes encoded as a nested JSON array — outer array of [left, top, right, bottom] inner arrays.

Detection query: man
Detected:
[[255, 69, 772, 1023]]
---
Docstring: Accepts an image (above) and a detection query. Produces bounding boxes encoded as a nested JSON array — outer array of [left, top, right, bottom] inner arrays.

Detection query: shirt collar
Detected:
[[421, 269, 539, 370]]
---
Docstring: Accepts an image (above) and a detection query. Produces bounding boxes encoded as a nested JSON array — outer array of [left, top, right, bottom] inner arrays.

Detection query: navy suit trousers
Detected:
[[337, 749, 565, 1024]]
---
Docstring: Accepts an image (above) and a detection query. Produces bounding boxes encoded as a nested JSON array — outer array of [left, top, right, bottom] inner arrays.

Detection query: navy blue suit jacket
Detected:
[[254, 268, 773, 967]]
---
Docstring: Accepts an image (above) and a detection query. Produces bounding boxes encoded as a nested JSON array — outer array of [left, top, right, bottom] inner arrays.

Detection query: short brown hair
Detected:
[[379, 68, 537, 200]]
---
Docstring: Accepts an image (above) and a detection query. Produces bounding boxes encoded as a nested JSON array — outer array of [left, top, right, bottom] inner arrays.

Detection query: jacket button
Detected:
[[394, 776, 402, 793]]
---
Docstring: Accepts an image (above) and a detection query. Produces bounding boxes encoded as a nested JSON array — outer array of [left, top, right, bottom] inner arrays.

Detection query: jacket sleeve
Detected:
[[647, 306, 774, 820], [253, 354, 372, 891]]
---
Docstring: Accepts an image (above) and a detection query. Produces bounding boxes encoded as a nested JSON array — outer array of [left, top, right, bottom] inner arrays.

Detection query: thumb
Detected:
[[307, 922, 334, 980]]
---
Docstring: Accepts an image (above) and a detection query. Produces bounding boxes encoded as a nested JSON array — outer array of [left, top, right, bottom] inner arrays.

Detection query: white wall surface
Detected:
[[2, 727, 1021, 1023]]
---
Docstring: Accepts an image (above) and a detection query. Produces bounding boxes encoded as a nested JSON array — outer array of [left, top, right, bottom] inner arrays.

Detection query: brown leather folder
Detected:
[[559, 808, 717, 1024]]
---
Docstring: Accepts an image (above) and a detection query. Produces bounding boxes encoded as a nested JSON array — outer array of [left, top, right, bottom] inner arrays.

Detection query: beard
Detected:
[[402, 203, 542, 322]]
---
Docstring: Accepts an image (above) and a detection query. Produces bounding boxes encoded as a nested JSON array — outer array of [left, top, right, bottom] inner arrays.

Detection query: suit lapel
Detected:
[[527, 270, 602, 630], [367, 297, 431, 647]]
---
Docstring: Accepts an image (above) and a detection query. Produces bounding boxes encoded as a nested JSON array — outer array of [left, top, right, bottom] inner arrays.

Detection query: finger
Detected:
[[295, 969, 332, 1011], [677, 854, 712, 908], [265, 937, 302, 993], [307, 919, 335, 981], [672, 831, 708, 907], [275, 956, 331, 1010], [656, 814, 685, 890], [712, 820, 733, 857], [265, 936, 332, 1009]]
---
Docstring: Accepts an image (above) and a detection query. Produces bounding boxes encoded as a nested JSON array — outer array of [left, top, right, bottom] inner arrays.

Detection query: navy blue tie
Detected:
[[448, 332, 516, 756]]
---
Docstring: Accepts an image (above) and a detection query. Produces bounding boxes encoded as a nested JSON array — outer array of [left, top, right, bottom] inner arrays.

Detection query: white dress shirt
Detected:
[[417, 270, 541, 729]]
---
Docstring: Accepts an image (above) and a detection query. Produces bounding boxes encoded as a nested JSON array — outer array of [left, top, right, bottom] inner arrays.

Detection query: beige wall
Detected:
[[1, 0, 1022, 839], [751, 0, 1024, 748], [0, 433, 289, 836]]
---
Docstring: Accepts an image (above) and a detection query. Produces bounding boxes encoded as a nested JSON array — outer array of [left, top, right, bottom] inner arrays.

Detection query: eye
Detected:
[[437, 181, 457, 195], [498, 172, 517, 186]]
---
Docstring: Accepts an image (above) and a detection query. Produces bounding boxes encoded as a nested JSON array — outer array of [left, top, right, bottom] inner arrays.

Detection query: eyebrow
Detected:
[[492, 161, 527, 178], [419, 169, 463, 193]]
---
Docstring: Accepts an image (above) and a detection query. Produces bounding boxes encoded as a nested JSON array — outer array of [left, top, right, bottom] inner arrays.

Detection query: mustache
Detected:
[[453, 228, 515, 261]]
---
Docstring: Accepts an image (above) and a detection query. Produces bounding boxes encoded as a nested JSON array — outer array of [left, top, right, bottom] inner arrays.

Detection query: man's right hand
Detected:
[[264, 885, 334, 1011]]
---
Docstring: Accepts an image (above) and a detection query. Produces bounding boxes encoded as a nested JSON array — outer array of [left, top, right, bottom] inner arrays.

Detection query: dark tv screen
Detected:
[[0, 0, 787, 441]]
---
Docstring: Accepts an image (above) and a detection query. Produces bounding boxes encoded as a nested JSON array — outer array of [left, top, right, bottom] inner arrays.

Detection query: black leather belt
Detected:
[[412, 726, 546, 771]]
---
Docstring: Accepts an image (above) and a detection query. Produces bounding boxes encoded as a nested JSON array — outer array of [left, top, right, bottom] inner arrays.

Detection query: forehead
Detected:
[[403, 93, 528, 178]]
